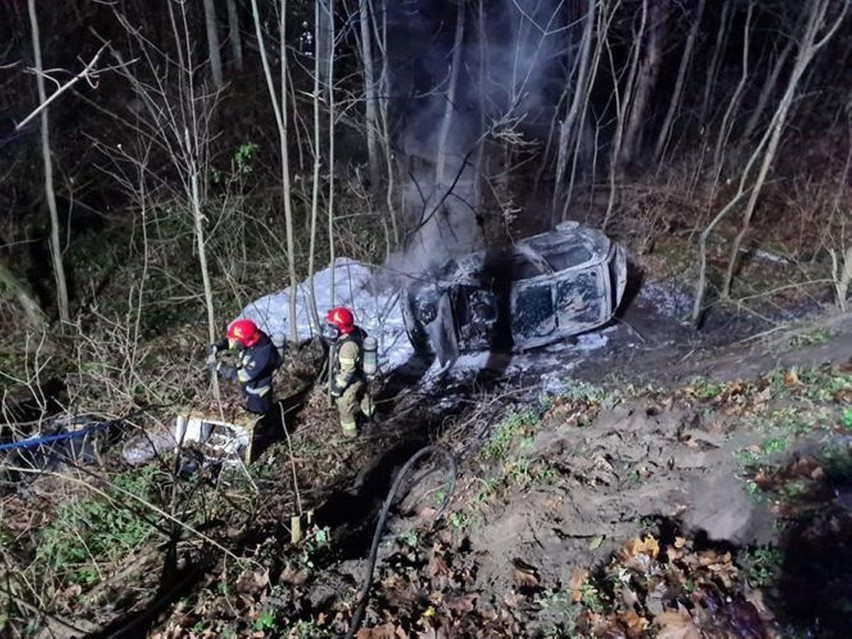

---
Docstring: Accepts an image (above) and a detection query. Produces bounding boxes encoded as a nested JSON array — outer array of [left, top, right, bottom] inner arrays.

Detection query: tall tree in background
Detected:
[[27, 0, 70, 322], [552, 0, 596, 221], [226, 0, 244, 72], [618, 0, 667, 169], [203, 0, 224, 88], [250, 0, 300, 343], [654, 0, 705, 163], [359, 0, 381, 192]]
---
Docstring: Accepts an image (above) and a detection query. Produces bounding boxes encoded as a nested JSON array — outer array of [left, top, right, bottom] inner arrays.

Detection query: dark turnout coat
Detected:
[[216, 332, 281, 414]]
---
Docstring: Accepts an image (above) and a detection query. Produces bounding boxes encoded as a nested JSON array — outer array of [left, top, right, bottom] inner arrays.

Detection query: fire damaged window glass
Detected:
[[512, 284, 555, 338], [540, 244, 594, 271], [556, 271, 604, 331], [509, 254, 544, 279]]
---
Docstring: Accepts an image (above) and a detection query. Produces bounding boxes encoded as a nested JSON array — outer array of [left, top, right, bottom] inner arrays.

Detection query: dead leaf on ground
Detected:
[[235, 568, 269, 595], [654, 609, 701, 639], [427, 555, 449, 579], [279, 565, 309, 585], [620, 535, 660, 568], [569, 567, 589, 602], [445, 592, 479, 613], [620, 609, 650, 637], [416, 625, 448, 639], [356, 623, 405, 639], [512, 561, 540, 589]]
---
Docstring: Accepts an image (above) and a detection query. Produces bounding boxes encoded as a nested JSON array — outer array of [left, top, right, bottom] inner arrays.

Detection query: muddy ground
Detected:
[[179, 296, 850, 638], [3, 279, 851, 638]]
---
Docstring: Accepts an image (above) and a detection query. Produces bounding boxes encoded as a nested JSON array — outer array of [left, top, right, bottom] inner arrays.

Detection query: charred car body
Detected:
[[401, 222, 628, 364]]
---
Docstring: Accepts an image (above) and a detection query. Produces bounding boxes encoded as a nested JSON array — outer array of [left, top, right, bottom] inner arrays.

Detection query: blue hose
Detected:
[[0, 421, 114, 452]]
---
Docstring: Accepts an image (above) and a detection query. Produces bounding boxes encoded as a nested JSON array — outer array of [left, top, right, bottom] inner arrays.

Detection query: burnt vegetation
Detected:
[[1, 0, 852, 637]]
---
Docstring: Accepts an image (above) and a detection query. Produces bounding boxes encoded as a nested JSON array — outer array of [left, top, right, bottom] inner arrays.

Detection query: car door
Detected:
[[554, 268, 609, 333], [509, 251, 557, 345]]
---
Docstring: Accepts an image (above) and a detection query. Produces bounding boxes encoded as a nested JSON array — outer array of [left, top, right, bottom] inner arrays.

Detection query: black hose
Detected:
[[344, 445, 457, 639]]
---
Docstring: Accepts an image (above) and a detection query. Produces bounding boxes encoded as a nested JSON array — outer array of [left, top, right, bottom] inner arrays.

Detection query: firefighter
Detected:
[[324, 307, 375, 438], [210, 318, 282, 416]]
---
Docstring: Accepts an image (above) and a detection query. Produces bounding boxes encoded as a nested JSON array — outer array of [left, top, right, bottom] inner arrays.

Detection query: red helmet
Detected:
[[326, 307, 355, 334], [227, 318, 260, 347]]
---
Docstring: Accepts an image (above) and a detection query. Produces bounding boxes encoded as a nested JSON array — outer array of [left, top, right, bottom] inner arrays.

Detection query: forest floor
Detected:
[[2, 232, 851, 639]]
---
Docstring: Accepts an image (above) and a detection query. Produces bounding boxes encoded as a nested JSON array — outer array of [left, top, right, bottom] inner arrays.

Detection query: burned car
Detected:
[[401, 221, 627, 364]]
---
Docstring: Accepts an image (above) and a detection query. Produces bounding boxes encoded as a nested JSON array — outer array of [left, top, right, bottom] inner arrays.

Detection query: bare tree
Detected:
[[359, 0, 380, 191], [721, 0, 848, 297], [711, 3, 753, 182], [97, 3, 223, 344], [203, 0, 224, 88], [306, 0, 326, 332], [250, 0, 300, 343], [325, 0, 338, 305], [27, 0, 70, 322], [226, 0, 244, 72], [692, 0, 848, 323], [435, 0, 465, 186], [603, 0, 646, 230], [618, 0, 668, 168], [369, 0, 400, 245], [654, 0, 705, 164], [552, 0, 596, 220], [699, 0, 732, 126], [740, 37, 795, 143]]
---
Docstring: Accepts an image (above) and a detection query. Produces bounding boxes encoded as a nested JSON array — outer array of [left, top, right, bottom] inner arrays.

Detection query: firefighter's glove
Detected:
[[330, 380, 346, 398], [218, 363, 238, 381]]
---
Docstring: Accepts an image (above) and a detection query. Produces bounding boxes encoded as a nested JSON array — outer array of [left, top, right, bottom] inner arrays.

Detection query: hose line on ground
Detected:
[[344, 445, 458, 639]]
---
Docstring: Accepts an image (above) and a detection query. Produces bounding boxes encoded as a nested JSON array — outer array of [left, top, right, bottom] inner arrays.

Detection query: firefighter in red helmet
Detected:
[[324, 307, 374, 437], [210, 318, 282, 415]]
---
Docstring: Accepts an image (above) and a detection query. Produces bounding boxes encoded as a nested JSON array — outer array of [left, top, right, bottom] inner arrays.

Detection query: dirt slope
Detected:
[[303, 310, 852, 638]]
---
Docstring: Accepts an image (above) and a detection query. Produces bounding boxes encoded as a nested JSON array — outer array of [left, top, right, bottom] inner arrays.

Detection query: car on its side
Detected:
[[401, 221, 627, 364]]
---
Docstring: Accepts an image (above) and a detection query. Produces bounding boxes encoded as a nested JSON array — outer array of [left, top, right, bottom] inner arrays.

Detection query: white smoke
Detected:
[[388, 0, 567, 275]]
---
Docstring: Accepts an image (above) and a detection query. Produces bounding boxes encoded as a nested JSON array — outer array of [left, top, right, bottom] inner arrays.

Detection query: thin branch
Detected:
[[15, 44, 120, 131]]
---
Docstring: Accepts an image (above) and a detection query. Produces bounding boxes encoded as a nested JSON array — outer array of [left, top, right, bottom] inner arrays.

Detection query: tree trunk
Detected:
[[552, 0, 595, 221], [187, 128, 217, 343], [359, 0, 380, 191], [618, 0, 667, 168], [0, 259, 47, 331], [563, 2, 609, 221], [740, 37, 795, 143], [250, 0, 299, 343], [654, 0, 705, 163], [326, 0, 337, 306], [226, 0, 244, 72], [203, 0, 224, 89], [28, 0, 70, 322], [712, 3, 753, 178], [603, 0, 646, 230], [473, 0, 488, 216], [317, 0, 334, 90], [372, 0, 399, 245], [307, 0, 323, 332], [435, 0, 465, 186], [699, 0, 732, 126], [832, 246, 852, 312]]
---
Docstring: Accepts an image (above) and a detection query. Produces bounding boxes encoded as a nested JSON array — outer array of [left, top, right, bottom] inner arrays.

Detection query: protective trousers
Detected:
[[335, 379, 374, 437]]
